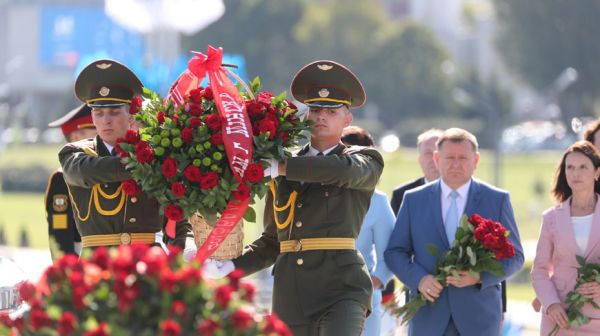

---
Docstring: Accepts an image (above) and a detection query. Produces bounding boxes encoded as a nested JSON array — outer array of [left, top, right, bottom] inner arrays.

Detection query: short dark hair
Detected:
[[583, 119, 600, 144], [341, 126, 374, 147], [552, 140, 600, 202]]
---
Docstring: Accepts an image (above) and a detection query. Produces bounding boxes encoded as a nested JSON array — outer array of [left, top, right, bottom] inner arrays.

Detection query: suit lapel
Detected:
[[555, 199, 581, 256], [464, 179, 482, 219], [430, 181, 449, 248], [584, 195, 600, 258]]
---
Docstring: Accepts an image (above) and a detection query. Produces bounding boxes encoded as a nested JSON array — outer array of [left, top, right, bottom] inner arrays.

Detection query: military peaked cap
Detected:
[[291, 60, 365, 109], [74, 59, 142, 108]]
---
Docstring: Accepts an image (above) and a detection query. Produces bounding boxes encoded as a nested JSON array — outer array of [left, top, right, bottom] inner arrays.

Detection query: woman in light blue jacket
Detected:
[[342, 126, 395, 336]]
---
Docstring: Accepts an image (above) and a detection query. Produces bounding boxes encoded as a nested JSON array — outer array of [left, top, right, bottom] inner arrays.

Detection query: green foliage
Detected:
[[548, 256, 600, 336], [494, 0, 600, 120], [183, 1, 459, 130]]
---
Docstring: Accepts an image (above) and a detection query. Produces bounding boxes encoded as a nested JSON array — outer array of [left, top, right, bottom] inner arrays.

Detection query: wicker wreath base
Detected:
[[190, 212, 243, 260]]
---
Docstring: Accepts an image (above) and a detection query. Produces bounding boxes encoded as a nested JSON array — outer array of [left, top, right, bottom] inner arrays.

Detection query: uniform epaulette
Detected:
[[71, 138, 98, 157], [341, 145, 369, 155]]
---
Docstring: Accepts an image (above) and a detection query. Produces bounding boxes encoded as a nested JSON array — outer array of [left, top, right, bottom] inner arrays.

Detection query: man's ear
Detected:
[[433, 150, 440, 169], [344, 109, 353, 127]]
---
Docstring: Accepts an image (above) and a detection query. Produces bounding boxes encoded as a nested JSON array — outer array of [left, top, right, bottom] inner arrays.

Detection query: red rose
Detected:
[[30, 309, 52, 330], [246, 101, 266, 118], [233, 183, 250, 202], [205, 113, 222, 130], [129, 96, 142, 115], [163, 157, 178, 179], [232, 308, 254, 331], [121, 179, 141, 195], [157, 111, 166, 124], [265, 109, 281, 127], [263, 314, 292, 336], [203, 87, 214, 100], [258, 119, 277, 139], [189, 88, 203, 104], [164, 204, 184, 221], [228, 269, 244, 289], [171, 182, 186, 197], [115, 142, 129, 158], [257, 91, 273, 106], [279, 131, 289, 142], [124, 129, 140, 144], [57, 311, 77, 335], [189, 104, 203, 116], [177, 266, 202, 285], [169, 300, 186, 317], [160, 319, 181, 336], [171, 114, 180, 124], [137, 146, 155, 164], [181, 127, 193, 143], [197, 319, 220, 336], [72, 286, 86, 309], [241, 282, 256, 302], [184, 165, 202, 182], [17, 282, 36, 301], [159, 270, 179, 293], [210, 132, 223, 145], [112, 246, 134, 275], [245, 162, 264, 183], [92, 246, 110, 269], [468, 214, 484, 227], [189, 117, 200, 128], [200, 171, 219, 189], [214, 284, 233, 307], [140, 246, 168, 276]]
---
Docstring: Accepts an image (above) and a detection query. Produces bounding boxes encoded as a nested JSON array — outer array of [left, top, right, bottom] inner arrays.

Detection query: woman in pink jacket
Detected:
[[532, 140, 600, 335]]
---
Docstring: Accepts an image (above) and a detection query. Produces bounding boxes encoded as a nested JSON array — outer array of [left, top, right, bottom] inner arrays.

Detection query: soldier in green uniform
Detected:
[[46, 104, 97, 262], [205, 60, 384, 335], [58, 59, 195, 254]]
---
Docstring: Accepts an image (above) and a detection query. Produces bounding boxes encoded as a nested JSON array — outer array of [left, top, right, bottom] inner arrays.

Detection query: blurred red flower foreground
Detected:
[[0, 245, 290, 336]]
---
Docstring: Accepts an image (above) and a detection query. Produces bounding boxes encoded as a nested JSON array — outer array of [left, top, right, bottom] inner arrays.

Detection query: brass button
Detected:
[[130, 197, 138, 203], [120, 233, 132, 244], [295, 221, 303, 228], [296, 258, 304, 265], [324, 191, 329, 197], [104, 184, 109, 188], [129, 217, 136, 223], [297, 203, 303, 208]]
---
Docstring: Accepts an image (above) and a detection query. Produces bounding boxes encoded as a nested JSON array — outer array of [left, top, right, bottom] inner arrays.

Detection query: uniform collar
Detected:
[[308, 144, 339, 156]]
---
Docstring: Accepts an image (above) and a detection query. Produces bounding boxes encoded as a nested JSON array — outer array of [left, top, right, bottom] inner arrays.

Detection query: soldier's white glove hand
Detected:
[[182, 238, 198, 263], [263, 158, 279, 179], [203, 259, 235, 279]]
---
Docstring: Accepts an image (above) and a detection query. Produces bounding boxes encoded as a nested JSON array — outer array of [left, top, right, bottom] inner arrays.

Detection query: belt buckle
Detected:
[[294, 239, 302, 252], [120, 232, 132, 245]]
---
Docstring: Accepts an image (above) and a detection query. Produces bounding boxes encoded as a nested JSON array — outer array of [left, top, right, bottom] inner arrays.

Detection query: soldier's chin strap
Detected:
[[268, 180, 297, 229]]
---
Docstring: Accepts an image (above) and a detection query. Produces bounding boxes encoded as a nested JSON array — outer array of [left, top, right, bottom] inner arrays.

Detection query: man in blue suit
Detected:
[[384, 128, 524, 336]]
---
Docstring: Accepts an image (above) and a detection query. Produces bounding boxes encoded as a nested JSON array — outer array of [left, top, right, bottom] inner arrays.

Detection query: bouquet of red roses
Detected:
[[391, 214, 516, 324], [117, 76, 309, 223], [0, 245, 291, 336]]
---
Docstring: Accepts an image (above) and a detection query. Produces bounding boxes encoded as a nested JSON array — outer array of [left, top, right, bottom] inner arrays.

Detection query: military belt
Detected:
[[280, 238, 355, 253], [81, 232, 156, 247]]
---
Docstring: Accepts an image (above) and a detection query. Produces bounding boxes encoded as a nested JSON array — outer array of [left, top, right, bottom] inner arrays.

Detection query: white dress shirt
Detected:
[[440, 179, 471, 225]]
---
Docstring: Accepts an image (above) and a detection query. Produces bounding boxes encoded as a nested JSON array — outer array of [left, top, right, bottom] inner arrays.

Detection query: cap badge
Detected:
[[96, 63, 112, 70], [317, 64, 333, 71], [99, 86, 110, 97], [318, 88, 330, 98]]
